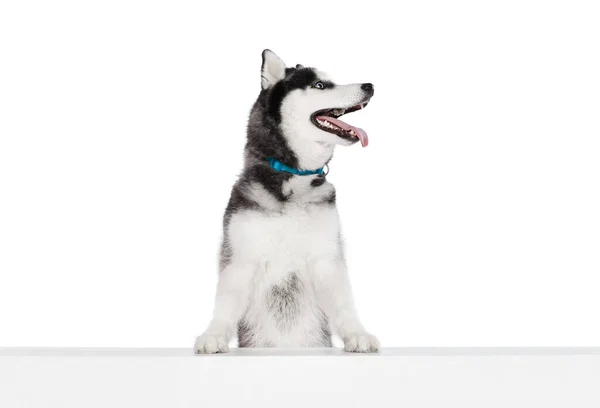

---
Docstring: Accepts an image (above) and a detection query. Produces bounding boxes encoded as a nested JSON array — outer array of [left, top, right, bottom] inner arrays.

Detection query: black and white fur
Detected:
[[195, 50, 378, 353]]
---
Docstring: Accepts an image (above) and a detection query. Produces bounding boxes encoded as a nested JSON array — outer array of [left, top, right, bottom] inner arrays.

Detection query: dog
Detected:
[[194, 50, 378, 353]]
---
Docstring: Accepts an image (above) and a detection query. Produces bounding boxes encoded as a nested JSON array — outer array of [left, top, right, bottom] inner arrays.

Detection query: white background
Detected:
[[1, 0, 599, 348]]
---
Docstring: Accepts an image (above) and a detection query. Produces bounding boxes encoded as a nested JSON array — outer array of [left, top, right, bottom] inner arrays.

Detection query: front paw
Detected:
[[194, 333, 230, 354], [344, 333, 380, 353]]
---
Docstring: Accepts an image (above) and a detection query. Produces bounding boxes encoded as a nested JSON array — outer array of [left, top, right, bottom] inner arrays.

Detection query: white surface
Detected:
[[4, 347, 600, 357], [1, 0, 600, 349], [2, 348, 600, 408]]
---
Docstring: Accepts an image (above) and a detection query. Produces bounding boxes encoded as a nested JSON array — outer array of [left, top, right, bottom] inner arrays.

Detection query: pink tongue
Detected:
[[316, 116, 369, 147]]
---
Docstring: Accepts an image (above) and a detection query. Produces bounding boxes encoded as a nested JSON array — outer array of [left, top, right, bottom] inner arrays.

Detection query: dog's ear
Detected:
[[261, 49, 286, 90]]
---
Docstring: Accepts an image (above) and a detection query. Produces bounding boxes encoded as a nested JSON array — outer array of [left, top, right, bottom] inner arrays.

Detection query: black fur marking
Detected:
[[324, 190, 336, 204], [237, 319, 274, 348], [284, 67, 297, 77], [247, 91, 299, 168], [268, 272, 303, 330], [223, 187, 259, 227], [267, 68, 317, 122], [287, 68, 319, 89], [319, 309, 333, 347], [219, 238, 231, 271], [310, 175, 326, 187], [237, 319, 253, 348], [318, 80, 336, 90], [243, 163, 293, 202]]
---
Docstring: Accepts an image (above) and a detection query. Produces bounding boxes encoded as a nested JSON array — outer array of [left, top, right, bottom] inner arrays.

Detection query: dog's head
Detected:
[[247, 50, 373, 169]]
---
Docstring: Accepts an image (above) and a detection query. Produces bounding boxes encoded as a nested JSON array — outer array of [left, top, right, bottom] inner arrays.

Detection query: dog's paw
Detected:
[[194, 333, 230, 354], [344, 333, 380, 353]]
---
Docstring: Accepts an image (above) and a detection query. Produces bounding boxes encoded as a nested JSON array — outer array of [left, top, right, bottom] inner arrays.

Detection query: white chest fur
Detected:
[[226, 199, 341, 347], [228, 203, 340, 274]]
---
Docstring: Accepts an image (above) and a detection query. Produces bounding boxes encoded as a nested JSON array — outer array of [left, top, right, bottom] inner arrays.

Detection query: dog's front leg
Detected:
[[313, 258, 380, 353], [194, 262, 254, 354]]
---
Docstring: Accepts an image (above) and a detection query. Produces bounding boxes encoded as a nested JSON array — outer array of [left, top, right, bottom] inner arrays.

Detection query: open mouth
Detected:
[[310, 100, 370, 147]]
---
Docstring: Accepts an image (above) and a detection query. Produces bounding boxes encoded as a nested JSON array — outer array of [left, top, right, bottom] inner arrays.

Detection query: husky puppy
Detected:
[[195, 50, 378, 353]]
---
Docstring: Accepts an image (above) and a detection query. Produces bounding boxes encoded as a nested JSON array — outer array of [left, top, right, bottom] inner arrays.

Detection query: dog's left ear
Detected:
[[261, 49, 286, 90]]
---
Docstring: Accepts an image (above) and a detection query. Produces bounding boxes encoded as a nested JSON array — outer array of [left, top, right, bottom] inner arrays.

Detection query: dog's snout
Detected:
[[361, 83, 374, 94]]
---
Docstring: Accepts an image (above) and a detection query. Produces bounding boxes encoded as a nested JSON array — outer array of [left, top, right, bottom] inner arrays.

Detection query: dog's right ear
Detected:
[[261, 49, 286, 90]]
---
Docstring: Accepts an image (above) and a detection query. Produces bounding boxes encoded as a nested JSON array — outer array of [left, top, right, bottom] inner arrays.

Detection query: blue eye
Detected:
[[313, 81, 325, 89]]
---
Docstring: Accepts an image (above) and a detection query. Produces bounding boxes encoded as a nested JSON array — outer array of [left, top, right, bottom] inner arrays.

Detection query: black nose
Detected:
[[361, 83, 374, 93]]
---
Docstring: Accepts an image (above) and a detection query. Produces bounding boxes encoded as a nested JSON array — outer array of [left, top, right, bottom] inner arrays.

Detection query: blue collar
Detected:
[[267, 157, 325, 176]]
